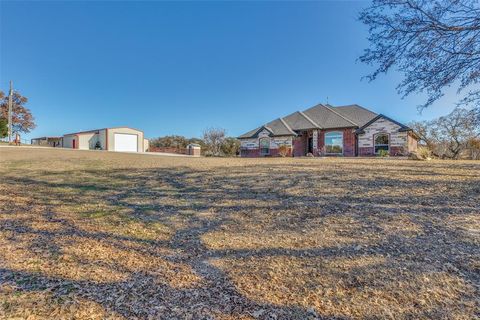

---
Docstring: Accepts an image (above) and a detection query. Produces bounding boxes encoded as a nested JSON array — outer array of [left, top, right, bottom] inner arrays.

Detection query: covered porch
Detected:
[[292, 129, 356, 157]]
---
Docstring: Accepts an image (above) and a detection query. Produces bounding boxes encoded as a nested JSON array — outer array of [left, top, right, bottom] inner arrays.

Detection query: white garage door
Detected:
[[114, 133, 138, 152]]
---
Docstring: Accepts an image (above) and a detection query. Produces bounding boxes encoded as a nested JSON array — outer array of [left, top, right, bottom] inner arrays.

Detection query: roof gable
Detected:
[[355, 114, 411, 134], [238, 118, 296, 139], [237, 126, 273, 139]]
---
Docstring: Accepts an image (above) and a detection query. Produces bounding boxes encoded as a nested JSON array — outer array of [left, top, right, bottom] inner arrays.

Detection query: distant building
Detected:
[[31, 136, 63, 147], [32, 127, 149, 153], [62, 127, 147, 152]]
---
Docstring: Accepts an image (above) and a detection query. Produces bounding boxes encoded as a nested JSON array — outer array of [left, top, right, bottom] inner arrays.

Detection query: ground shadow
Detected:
[[1, 158, 479, 319]]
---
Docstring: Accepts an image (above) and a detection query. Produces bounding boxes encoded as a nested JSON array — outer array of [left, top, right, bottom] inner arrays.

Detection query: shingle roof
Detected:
[[283, 111, 319, 130], [265, 118, 297, 136], [332, 104, 378, 127], [303, 104, 357, 129], [238, 103, 382, 139], [237, 118, 296, 139]]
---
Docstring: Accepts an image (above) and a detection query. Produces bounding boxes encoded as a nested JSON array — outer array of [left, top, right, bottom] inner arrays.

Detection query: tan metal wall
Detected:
[[77, 132, 96, 150], [63, 128, 142, 151], [63, 135, 75, 148], [63, 129, 107, 150], [143, 138, 149, 152], [99, 130, 107, 149], [106, 127, 144, 152]]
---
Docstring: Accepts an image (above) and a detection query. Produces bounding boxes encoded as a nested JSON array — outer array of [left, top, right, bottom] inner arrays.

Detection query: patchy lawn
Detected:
[[0, 147, 479, 319]]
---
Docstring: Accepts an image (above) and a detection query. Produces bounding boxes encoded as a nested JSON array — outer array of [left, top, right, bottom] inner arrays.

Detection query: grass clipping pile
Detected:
[[0, 148, 479, 319]]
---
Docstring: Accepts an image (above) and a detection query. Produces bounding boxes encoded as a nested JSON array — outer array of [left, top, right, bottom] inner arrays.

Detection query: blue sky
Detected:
[[0, 1, 459, 140]]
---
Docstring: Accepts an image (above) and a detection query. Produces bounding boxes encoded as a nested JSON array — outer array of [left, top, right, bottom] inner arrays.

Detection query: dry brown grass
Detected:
[[0, 147, 479, 319]]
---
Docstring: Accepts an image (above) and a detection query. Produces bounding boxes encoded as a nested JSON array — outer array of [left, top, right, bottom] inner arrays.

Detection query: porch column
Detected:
[[312, 130, 318, 156]]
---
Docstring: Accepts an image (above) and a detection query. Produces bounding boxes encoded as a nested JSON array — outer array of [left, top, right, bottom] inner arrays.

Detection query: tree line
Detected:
[[149, 127, 241, 157], [410, 108, 480, 160], [360, 0, 480, 160]]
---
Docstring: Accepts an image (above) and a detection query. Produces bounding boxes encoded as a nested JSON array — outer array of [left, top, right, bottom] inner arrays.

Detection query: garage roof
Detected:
[[63, 126, 143, 136]]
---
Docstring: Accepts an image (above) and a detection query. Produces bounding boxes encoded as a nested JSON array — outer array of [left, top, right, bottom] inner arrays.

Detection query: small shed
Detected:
[[187, 143, 201, 157]]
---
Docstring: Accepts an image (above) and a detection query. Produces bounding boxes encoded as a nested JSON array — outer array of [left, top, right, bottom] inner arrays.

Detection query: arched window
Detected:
[[374, 133, 389, 154], [325, 131, 343, 155], [259, 138, 270, 155]]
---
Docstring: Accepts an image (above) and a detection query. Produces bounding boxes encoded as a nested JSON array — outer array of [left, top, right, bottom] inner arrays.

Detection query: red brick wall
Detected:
[[359, 147, 374, 156], [343, 129, 356, 157], [241, 128, 357, 157], [407, 133, 418, 153], [359, 146, 407, 156], [390, 146, 406, 156], [149, 147, 187, 154], [240, 147, 292, 157], [270, 147, 292, 157], [240, 149, 260, 157], [293, 134, 307, 157]]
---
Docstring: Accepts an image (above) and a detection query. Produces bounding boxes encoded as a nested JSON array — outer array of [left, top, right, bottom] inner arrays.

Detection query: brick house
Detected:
[[238, 104, 419, 157]]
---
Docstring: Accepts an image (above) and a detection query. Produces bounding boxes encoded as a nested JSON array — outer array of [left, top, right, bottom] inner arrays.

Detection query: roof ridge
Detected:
[[298, 111, 322, 129], [323, 105, 358, 126], [278, 117, 296, 135]]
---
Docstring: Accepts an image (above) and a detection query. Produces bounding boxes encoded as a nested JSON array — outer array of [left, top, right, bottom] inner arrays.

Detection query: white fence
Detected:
[[0, 137, 31, 145]]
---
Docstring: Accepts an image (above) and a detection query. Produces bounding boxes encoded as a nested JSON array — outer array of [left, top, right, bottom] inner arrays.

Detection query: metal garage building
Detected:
[[62, 127, 148, 152]]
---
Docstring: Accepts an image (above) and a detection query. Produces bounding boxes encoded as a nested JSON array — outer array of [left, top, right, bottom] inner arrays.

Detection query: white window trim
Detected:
[[374, 133, 390, 154], [324, 131, 344, 155], [259, 138, 270, 155]]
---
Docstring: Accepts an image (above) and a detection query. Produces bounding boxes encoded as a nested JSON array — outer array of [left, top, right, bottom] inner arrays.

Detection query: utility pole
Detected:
[[7, 81, 13, 143]]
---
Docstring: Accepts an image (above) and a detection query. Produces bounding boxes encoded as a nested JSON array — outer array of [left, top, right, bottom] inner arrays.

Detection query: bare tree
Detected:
[[203, 127, 226, 156], [410, 107, 480, 159], [220, 137, 241, 157], [359, 0, 480, 111]]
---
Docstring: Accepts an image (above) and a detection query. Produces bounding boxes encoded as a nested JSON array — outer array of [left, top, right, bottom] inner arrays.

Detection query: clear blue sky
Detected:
[[0, 1, 458, 140]]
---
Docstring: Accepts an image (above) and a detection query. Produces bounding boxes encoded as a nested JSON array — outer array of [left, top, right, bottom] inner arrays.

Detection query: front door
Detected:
[[308, 137, 313, 154], [72, 139, 76, 149]]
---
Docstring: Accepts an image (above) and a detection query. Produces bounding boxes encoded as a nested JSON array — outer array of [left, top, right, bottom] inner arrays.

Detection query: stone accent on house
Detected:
[[312, 130, 318, 154], [240, 149, 260, 157], [358, 147, 374, 156], [358, 117, 408, 156], [240, 129, 293, 157]]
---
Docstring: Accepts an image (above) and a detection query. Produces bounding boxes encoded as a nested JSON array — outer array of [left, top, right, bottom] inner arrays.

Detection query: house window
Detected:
[[374, 133, 389, 154], [325, 131, 343, 154], [259, 138, 270, 155]]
